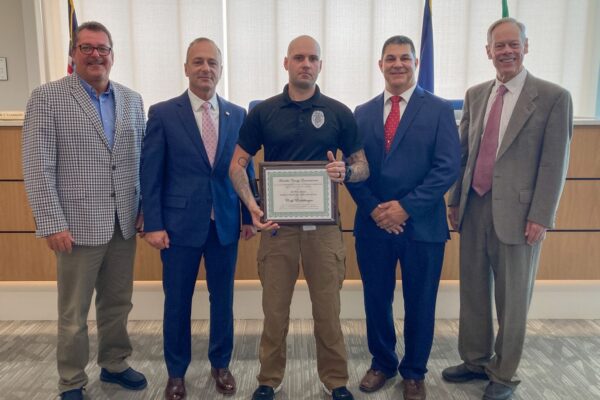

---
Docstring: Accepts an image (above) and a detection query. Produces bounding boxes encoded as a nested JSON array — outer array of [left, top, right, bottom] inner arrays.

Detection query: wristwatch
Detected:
[[344, 164, 352, 182]]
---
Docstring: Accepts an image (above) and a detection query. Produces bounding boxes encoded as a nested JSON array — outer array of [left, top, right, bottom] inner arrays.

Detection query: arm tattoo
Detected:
[[231, 155, 258, 210], [237, 157, 248, 168], [346, 149, 370, 182]]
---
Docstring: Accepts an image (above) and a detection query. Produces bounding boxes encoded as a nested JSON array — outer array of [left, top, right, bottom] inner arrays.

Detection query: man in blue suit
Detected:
[[141, 38, 255, 400], [346, 35, 460, 400]]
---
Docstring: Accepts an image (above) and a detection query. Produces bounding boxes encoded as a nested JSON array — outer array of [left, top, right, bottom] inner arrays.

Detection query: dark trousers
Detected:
[[161, 221, 237, 378], [356, 233, 445, 380]]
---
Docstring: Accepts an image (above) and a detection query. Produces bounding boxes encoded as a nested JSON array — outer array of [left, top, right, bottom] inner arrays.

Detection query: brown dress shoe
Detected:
[[402, 379, 426, 400], [359, 369, 387, 393], [165, 377, 186, 400], [211, 367, 237, 395]]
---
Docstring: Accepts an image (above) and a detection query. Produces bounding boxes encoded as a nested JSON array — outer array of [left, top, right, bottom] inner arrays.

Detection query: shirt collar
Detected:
[[494, 68, 527, 94], [77, 74, 113, 98], [74, 73, 114, 99], [187, 88, 219, 111], [281, 84, 323, 109], [384, 83, 417, 105]]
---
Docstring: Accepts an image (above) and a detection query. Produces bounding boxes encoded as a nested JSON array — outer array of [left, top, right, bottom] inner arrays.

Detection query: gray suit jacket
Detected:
[[448, 72, 573, 245], [22, 73, 145, 246]]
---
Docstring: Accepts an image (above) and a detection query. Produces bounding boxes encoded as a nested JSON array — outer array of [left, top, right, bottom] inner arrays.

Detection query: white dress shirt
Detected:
[[188, 89, 220, 143], [483, 68, 527, 157], [383, 83, 417, 124]]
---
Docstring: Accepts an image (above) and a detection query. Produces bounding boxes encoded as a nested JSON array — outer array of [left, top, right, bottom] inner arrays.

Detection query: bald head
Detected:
[[287, 35, 321, 58], [284, 35, 322, 98]]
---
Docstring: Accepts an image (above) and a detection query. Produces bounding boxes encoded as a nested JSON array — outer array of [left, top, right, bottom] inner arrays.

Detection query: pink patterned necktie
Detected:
[[384, 95, 402, 153], [200, 102, 218, 166], [472, 84, 508, 196]]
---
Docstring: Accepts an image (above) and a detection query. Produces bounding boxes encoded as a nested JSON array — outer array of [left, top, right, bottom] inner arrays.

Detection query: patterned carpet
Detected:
[[0, 319, 599, 399]]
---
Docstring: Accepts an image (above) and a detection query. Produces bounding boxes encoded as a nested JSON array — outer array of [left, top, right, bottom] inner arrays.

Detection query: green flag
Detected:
[[502, 0, 510, 17]]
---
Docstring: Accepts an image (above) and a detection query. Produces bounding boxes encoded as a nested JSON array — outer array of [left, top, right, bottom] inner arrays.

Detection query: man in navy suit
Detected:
[[141, 38, 255, 400], [346, 35, 460, 400]]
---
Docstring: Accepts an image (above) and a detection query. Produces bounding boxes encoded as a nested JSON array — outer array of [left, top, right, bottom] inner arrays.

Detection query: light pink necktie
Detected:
[[472, 85, 508, 196], [201, 102, 218, 166]]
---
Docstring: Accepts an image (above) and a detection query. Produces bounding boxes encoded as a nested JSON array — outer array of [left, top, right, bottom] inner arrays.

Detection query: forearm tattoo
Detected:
[[346, 149, 370, 182], [231, 156, 258, 209]]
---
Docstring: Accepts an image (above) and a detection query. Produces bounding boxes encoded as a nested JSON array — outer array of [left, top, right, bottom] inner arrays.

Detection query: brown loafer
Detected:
[[165, 377, 186, 400], [359, 369, 387, 393], [211, 367, 236, 395], [402, 379, 426, 400]]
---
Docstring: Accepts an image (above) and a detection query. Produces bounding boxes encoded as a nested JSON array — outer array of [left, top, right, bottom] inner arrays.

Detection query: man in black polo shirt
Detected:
[[229, 35, 369, 400]]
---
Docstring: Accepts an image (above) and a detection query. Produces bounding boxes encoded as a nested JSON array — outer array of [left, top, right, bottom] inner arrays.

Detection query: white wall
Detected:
[[0, 0, 29, 110]]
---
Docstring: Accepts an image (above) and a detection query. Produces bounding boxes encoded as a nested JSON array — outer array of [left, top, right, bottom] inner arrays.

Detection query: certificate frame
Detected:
[[259, 161, 338, 225]]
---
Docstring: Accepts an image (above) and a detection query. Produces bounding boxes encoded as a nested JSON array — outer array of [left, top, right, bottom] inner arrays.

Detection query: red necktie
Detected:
[[384, 95, 401, 153], [472, 84, 508, 196]]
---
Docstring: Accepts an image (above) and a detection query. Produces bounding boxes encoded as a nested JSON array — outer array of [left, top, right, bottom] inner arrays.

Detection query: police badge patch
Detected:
[[311, 110, 325, 129]]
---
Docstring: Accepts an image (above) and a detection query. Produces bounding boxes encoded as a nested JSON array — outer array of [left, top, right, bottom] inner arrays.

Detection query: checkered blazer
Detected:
[[22, 74, 145, 246]]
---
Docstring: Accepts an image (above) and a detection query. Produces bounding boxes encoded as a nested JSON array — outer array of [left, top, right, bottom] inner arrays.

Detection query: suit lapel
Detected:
[[69, 74, 110, 150], [112, 86, 124, 153], [497, 74, 537, 159], [176, 92, 211, 167], [387, 86, 425, 156], [370, 94, 386, 159], [469, 81, 494, 157], [214, 96, 230, 168]]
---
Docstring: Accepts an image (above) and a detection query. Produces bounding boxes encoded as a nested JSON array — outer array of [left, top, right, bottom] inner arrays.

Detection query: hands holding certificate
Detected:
[[248, 203, 280, 231]]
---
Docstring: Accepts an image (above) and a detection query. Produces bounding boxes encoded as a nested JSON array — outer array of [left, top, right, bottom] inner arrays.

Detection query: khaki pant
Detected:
[[56, 225, 136, 393], [458, 191, 541, 387], [257, 224, 348, 390]]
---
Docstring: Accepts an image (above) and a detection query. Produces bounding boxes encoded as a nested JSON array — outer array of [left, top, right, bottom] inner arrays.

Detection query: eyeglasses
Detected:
[[78, 44, 112, 56]]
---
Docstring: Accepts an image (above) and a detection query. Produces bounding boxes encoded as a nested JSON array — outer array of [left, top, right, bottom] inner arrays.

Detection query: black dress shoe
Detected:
[[60, 389, 83, 400], [483, 382, 515, 400], [252, 385, 275, 400], [100, 367, 148, 390], [442, 363, 488, 383], [331, 386, 354, 400]]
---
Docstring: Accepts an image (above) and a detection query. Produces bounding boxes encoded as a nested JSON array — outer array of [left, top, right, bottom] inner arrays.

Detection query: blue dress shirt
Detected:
[[78, 75, 116, 148]]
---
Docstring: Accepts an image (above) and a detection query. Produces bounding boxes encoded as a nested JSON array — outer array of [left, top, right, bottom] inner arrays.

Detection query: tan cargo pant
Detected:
[[256, 224, 349, 390]]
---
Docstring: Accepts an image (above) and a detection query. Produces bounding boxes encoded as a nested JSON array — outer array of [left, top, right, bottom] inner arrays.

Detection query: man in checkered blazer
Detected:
[[22, 21, 147, 400]]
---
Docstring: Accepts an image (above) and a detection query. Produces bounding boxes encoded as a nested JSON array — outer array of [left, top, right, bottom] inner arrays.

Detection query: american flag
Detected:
[[67, 0, 78, 74]]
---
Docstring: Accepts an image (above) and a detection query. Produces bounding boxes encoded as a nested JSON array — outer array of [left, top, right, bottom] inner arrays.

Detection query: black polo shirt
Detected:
[[238, 85, 361, 161]]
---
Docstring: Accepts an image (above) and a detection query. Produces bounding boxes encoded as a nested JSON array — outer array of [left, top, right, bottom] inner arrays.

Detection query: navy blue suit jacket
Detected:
[[141, 91, 253, 248], [346, 86, 460, 243]]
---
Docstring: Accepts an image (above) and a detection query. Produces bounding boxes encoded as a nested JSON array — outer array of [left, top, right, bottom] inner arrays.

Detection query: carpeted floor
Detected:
[[0, 319, 599, 399]]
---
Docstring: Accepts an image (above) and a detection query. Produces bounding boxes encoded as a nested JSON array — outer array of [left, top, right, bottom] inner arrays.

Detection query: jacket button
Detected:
[[112, 165, 116, 170], [111, 192, 115, 197]]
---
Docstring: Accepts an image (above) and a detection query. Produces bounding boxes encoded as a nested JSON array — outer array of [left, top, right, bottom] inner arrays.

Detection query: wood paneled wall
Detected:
[[1, 124, 599, 281]]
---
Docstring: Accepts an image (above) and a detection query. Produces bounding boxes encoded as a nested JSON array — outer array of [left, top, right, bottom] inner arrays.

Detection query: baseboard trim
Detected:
[[1, 280, 598, 320]]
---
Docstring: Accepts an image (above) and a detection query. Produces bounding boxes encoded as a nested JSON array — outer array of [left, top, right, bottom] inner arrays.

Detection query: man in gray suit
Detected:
[[22, 21, 147, 400], [442, 18, 572, 400]]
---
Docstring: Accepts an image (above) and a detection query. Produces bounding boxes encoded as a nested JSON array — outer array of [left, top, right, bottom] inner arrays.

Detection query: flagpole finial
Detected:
[[67, 0, 78, 74]]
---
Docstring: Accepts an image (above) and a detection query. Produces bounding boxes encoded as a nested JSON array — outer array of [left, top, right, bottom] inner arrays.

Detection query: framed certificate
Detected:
[[259, 161, 338, 225]]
